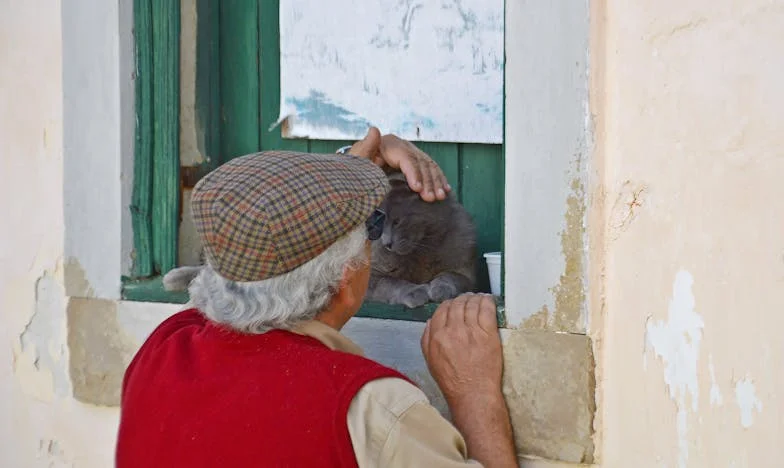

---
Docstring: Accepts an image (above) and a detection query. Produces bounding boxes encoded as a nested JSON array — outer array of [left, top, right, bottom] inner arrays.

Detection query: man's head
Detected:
[[188, 150, 389, 333]]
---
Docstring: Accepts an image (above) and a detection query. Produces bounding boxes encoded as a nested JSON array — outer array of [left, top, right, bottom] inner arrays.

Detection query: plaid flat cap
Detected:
[[191, 150, 389, 282]]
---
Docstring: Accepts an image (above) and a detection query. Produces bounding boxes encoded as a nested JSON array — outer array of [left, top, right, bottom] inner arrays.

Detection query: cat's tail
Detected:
[[162, 265, 204, 292]]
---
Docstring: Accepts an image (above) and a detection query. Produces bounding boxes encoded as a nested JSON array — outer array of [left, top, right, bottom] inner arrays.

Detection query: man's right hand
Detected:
[[420, 294, 503, 403], [421, 293, 517, 467]]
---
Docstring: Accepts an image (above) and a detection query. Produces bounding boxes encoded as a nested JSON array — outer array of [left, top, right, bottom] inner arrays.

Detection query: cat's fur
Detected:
[[162, 171, 477, 308], [365, 171, 476, 307]]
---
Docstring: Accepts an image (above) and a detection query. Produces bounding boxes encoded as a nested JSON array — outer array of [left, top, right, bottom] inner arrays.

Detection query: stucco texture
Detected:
[[0, 2, 119, 467], [593, 0, 784, 466]]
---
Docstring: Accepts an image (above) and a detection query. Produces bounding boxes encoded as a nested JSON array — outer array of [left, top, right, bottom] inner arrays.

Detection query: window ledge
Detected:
[[121, 276, 506, 327]]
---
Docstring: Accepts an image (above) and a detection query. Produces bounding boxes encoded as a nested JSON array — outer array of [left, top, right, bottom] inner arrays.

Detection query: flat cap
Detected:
[[191, 150, 389, 282]]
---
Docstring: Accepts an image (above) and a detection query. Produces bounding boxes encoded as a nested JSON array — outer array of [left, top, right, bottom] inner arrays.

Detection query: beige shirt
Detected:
[[294, 321, 482, 467]]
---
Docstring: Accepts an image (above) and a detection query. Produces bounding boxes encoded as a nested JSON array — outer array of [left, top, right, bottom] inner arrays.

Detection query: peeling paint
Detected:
[[645, 270, 704, 468], [521, 305, 550, 329], [16, 272, 70, 400], [708, 354, 723, 406], [734, 377, 763, 428], [63, 257, 95, 298], [67, 298, 141, 406], [549, 175, 587, 333]]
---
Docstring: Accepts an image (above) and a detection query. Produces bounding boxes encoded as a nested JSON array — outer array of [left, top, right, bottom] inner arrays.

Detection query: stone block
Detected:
[[502, 329, 595, 463]]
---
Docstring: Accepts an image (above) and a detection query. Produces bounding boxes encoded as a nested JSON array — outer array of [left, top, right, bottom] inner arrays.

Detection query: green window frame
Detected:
[[122, 0, 506, 325]]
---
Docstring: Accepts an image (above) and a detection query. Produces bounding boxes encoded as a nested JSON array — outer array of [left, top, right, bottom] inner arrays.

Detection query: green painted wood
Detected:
[[459, 144, 504, 293], [220, 0, 261, 160], [131, 0, 154, 277], [195, 0, 221, 170], [356, 302, 439, 322], [120, 277, 505, 326], [122, 276, 190, 304], [150, 0, 181, 275], [258, 0, 308, 152]]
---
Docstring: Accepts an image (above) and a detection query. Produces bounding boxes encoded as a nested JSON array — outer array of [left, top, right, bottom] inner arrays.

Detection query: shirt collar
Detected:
[[292, 320, 364, 357]]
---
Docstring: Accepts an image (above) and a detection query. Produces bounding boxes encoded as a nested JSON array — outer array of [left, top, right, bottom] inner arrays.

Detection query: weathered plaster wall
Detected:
[[0, 1, 596, 467], [62, 0, 135, 299], [502, 0, 596, 463], [593, 0, 784, 466], [504, 0, 591, 334], [0, 2, 121, 466]]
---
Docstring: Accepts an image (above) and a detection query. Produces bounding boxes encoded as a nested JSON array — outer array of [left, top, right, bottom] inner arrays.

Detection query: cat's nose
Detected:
[[382, 239, 393, 251]]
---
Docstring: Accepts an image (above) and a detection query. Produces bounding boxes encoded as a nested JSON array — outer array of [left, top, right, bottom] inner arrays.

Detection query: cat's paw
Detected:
[[399, 285, 431, 308], [428, 280, 460, 303]]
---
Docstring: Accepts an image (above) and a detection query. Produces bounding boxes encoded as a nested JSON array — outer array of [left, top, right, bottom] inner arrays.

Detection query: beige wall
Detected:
[[2, 0, 783, 466], [0, 1, 120, 466], [592, 0, 784, 466]]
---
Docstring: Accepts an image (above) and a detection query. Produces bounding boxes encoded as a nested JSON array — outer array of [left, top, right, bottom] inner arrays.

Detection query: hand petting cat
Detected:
[[348, 127, 451, 202]]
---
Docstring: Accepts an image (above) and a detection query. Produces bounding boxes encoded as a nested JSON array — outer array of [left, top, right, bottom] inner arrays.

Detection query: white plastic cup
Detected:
[[483, 252, 502, 296]]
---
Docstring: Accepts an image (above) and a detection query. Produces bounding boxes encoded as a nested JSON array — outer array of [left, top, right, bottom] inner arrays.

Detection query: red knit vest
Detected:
[[116, 309, 411, 468]]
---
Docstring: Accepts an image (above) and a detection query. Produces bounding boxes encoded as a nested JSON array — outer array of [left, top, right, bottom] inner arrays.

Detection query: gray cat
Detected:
[[162, 171, 477, 308], [365, 171, 476, 308]]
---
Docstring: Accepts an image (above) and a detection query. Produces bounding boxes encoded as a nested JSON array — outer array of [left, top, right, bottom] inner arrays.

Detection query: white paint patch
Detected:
[[734, 377, 763, 428], [645, 270, 705, 468], [279, 0, 504, 143], [708, 354, 723, 406]]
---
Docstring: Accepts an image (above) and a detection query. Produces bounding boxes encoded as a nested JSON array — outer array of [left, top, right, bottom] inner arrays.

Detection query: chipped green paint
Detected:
[[150, 0, 181, 276], [131, 0, 154, 277], [131, 0, 181, 278]]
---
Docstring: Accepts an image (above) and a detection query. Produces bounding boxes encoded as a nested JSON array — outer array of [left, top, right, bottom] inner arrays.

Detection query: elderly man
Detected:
[[116, 129, 517, 467]]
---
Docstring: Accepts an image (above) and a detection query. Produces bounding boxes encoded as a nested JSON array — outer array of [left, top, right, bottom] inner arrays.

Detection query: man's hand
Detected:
[[421, 293, 503, 403], [421, 293, 517, 468], [349, 127, 451, 202]]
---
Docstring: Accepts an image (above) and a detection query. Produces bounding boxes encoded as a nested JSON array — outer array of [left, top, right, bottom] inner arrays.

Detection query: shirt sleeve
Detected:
[[346, 377, 483, 467]]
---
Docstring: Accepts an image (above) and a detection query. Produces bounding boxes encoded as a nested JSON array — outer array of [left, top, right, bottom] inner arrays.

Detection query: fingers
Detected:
[[476, 294, 498, 333], [418, 161, 437, 202], [421, 318, 432, 355], [463, 294, 483, 326], [437, 169, 451, 197], [429, 299, 450, 331], [398, 157, 425, 194], [427, 161, 450, 200], [443, 294, 471, 327], [378, 134, 452, 202]]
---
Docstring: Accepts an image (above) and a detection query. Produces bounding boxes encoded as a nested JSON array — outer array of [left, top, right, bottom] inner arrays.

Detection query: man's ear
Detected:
[[332, 264, 358, 308]]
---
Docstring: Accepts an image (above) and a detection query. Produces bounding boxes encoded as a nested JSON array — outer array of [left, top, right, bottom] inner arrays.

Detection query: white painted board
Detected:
[[278, 0, 504, 143]]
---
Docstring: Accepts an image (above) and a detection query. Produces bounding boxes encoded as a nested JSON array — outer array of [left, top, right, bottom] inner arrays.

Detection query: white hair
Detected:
[[189, 225, 368, 334]]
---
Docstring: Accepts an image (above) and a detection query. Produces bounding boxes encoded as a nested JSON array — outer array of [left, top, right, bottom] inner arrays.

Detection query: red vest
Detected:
[[116, 309, 410, 467]]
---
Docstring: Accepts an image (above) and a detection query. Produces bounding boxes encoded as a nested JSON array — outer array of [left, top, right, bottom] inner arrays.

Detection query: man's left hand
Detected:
[[349, 127, 451, 202]]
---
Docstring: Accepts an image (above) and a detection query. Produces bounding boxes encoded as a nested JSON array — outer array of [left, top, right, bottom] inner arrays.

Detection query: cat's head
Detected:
[[377, 172, 452, 256]]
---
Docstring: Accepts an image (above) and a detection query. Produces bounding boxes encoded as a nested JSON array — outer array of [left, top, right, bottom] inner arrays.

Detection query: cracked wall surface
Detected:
[[504, 0, 591, 335], [594, 0, 784, 466], [0, 2, 130, 467]]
